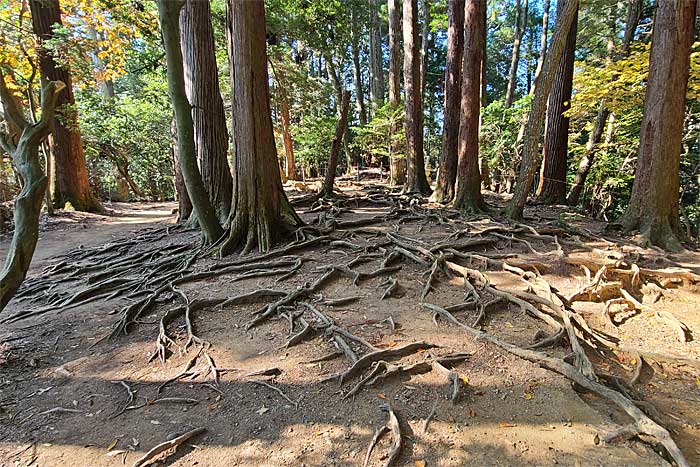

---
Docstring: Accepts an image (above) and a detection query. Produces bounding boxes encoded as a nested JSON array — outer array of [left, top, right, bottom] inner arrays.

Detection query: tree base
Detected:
[[453, 196, 488, 215], [616, 211, 684, 252]]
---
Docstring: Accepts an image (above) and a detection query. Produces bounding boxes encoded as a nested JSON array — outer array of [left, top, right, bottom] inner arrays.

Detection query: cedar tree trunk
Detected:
[[388, 0, 406, 185], [504, 0, 528, 108], [322, 91, 351, 197]]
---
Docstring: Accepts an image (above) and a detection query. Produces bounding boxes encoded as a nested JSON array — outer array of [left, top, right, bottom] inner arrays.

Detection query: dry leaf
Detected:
[[523, 393, 533, 401], [415, 461, 426, 467], [106, 439, 118, 451], [460, 375, 469, 385], [469, 408, 476, 417], [499, 422, 516, 428], [377, 393, 386, 399]]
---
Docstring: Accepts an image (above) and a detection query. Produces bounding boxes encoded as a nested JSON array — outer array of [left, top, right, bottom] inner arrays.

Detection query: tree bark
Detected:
[[156, 0, 223, 243], [29, 0, 101, 212], [322, 91, 351, 197], [504, 0, 528, 108], [453, 0, 486, 212], [536, 5, 578, 204], [221, 0, 302, 255], [478, 0, 489, 187], [534, 0, 550, 82], [0, 74, 64, 311], [170, 117, 193, 222], [430, 0, 464, 203], [369, 0, 385, 115], [617, 0, 696, 251], [351, 9, 368, 126], [180, 0, 233, 224], [504, 0, 579, 220], [269, 52, 299, 181], [420, 0, 432, 99], [388, 0, 406, 185], [402, 0, 431, 194], [567, 0, 640, 206]]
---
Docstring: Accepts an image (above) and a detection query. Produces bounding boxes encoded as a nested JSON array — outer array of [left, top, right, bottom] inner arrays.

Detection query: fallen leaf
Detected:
[[106, 439, 118, 451], [256, 406, 269, 415], [469, 408, 476, 417], [386, 341, 397, 347], [460, 375, 469, 385], [415, 461, 426, 467], [499, 422, 516, 428], [377, 393, 386, 399], [629, 358, 637, 366], [523, 393, 533, 401]]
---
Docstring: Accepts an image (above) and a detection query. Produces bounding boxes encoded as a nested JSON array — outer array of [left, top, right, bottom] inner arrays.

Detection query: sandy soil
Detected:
[[0, 186, 698, 467]]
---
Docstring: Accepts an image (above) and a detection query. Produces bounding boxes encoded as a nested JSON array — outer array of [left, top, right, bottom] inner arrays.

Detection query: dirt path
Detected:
[[0, 187, 698, 467]]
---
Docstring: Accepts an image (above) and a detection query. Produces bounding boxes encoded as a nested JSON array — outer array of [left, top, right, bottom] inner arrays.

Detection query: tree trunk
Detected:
[[269, 52, 299, 181], [504, 0, 579, 220], [420, 0, 432, 99], [171, 118, 193, 222], [221, 0, 302, 255], [369, 0, 385, 115], [504, 0, 528, 108], [351, 10, 368, 126], [322, 91, 351, 197], [388, 0, 406, 185], [536, 6, 577, 204], [453, 0, 486, 212], [534, 0, 550, 82], [617, 0, 696, 251], [157, 0, 223, 243], [430, 0, 464, 203], [0, 74, 64, 311], [479, 2, 489, 187], [29, 0, 101, 212], [402, 0, 431, 194], [180, 0, 233, 224]]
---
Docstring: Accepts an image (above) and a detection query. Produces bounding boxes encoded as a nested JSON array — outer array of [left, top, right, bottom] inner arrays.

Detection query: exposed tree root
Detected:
[[335, 341, 436, 385], [130, 427, 206, 467], [363, 404, 402, 467]]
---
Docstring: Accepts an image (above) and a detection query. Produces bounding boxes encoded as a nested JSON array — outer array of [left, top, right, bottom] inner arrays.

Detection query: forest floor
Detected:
[[0, 178, 699, 467]]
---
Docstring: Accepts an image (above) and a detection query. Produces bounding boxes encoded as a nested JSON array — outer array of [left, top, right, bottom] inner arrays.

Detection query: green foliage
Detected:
[[353, 102, 405, 164], [294, 114, 337, 169]]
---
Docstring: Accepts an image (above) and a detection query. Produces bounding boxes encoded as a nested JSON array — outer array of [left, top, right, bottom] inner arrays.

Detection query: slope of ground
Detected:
[[0, 182, 698, 467]]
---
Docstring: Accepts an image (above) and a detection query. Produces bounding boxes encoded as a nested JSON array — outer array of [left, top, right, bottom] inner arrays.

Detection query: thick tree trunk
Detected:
[[534, 0, 550, 82], [478, 0, 490, 188], [322, 91, 351, 197], [453, 0, 486, 212], [504, 0, 528, 108], [221, 0, 302, 255], [420, 0, 432, 99], [369, 0, 385, 115], [171, 118, 193, 222], [430, 0, 464, 203], [180, 0, 233, 224], [157, 0, 223, 243], [402, 0, 431, 194], [0, 75, 64, 311], [617, 0, 696, 251], [536, 6, 578, 204], [567, 0, 640, 206], [504, 0, 579, 220], [351, 11, 368, 126], [29, 0, 101, 212], [388, 0, 406, 186]]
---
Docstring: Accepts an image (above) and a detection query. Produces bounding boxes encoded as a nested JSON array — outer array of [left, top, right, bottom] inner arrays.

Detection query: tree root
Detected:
[[250, 380, 298, 408], [363, 404, 402, 467], [335, 341, 436, 384], [130, 427, 205, 467]]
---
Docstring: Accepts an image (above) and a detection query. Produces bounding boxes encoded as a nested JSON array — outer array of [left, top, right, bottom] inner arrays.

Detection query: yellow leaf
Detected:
[[523, 393, 533, 401], [106, 439, 118, 451], [499, 422, 516, 428], [630, 358, 637, 366], [461, 375, 469, 385], [415, 461, 426, 467]]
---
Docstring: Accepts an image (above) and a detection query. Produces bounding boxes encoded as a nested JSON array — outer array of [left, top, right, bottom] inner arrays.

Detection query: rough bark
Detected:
[[420, 0, 432, 99], [478, 1, 489, 187], [369, 0, 385, 115], [388, 0, 406, 185], [617, 0, 696, 251], [534, 0, 550, 82], [180, 0, 233, 224], [170, 117, 193, 222], [0, 75, 64, 311], [430, 0, 464, 203], [504, 0, 528, 108], [536, 6, 578, 204], [29, 0, 101, 212], [322, 91, 351, 197], [221, 0, 302, 255], [567, 0, 640, 206], [504, 0, 579, 220], [351, 10, 368, 126], [156, 0, 223, 243], [402, 0, 431, 194], [452, 0, 486, 212]]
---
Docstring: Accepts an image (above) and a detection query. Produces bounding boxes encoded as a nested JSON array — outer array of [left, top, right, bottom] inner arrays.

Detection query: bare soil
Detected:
[[0, 183, 698, 467]]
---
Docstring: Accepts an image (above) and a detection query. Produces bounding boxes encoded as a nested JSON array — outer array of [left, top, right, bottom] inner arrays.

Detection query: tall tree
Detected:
[[156, 0, 223, 244], [180, 0, 233, 224], [536, 4, 578, 204], [534, 0, 550, 82], [617, 0, 696, 250], [29, 0, 101, 212], [369, 0, 385, 114], [504, 0, 579, 220], [504, 0, 528, 108], [221, 0, 302, 255], [453, 0, 486, 212], [351, 7, 368, 126], [402, 0, 431, 194], [567, 0, 641, 206], [322, 90, 351, 197], [388, 0, 406, 185], [269, 51, 298, 180], [430, 0, 464, 203], [420, 0, 432, 99], [0, 74, 64, 311]]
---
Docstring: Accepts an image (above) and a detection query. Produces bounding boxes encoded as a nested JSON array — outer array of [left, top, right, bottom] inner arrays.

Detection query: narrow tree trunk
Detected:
[[157, 0, 223, 243], [322, 91, 351, 197], [534, 0, 550, 82], [171, 118, 193, 222], [453, 0, 486, 212], [567, 0, 640, 205], [420, 0, 432, 99], [536, 6, 578, 204], [351, 10, 368, 126], [504, 0, 579, 220], [617, 0, 696, 251], [479, 2, 490, 187], [504, 0, 528, 108], [388, 0, 406, 185], [0, 75, 64, 311], [180, 0, 233, 224], [269, 51, 298, 181], [29, 0, 101, 212], [430, 0, 464, 203], [402, 0, 431, 194], [369, 0, 385, 115], [221, 0, 302, 255]]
